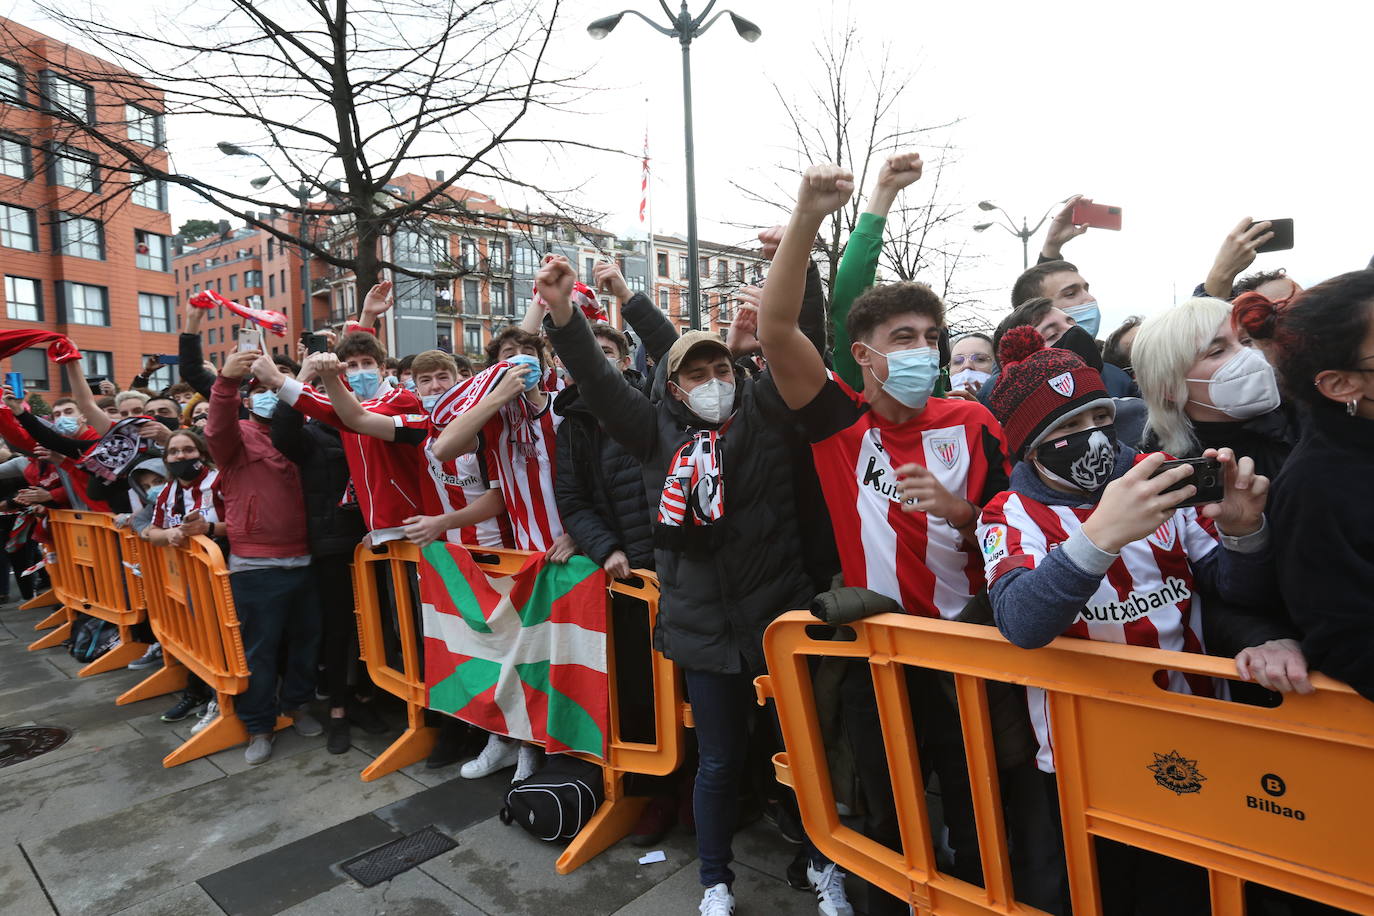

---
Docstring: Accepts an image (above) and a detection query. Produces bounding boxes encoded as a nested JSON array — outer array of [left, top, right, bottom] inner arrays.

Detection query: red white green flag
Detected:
[[420, 542, 609, 758]]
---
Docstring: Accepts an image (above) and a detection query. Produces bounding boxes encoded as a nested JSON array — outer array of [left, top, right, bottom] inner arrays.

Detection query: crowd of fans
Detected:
[[3, 150, 1371, 916]]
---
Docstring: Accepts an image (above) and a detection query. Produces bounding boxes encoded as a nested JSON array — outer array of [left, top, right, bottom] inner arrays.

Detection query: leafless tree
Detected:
[[7, 0, 610, 296]]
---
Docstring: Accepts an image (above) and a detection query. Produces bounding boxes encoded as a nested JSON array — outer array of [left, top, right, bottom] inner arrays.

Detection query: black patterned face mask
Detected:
[[1034, 423, 1117, 493]]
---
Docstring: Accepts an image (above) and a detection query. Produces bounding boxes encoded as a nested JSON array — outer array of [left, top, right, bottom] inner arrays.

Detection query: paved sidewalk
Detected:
[[0, 598, 836, 916]]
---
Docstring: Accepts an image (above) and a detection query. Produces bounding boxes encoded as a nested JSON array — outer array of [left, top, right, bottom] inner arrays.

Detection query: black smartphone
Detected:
[[1153, 457, 1224, 507], [1250, 218, 1294, 254], [305, 333, 330, 355], [86, 376, 107, 395]]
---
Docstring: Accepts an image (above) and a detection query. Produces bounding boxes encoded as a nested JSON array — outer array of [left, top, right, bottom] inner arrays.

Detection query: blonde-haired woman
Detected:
[[1133, 296, 1297, 478]]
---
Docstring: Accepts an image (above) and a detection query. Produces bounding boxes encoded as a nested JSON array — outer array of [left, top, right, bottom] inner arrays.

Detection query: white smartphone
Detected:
[[236, 327, 263, 353]]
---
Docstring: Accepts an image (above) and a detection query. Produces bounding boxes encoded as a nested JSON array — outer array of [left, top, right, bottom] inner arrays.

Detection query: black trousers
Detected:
[[313, 553, 373, 707]]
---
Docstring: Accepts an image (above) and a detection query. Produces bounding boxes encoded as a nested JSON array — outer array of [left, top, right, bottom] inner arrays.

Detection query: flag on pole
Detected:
[[639, 130, 650, 224], [420, 542, 610, 758]]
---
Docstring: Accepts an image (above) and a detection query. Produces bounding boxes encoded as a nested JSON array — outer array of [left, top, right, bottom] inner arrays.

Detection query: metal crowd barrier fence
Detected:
[[755, 611, 1374, 915], [351, 540, 689, 875]]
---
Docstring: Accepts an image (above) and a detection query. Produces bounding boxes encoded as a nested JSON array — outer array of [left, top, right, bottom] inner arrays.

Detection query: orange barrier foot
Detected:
[[556, 780, 649, 875], [360, 705, 435, 782], [118, 661, 188, 705], [162, 695, 293, 768], [28, 620, 71, 651], [20, 589, 57, 612], [32, 605, 69, 631], [78, 639, 150, 677]]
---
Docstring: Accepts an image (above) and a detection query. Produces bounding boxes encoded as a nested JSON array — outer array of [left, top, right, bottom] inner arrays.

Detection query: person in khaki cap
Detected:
[[537, 253, 853, 916]]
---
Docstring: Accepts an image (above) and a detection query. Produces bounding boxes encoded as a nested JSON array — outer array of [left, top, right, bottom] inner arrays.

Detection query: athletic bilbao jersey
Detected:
[[278, 378, 428, 530], [797, 374, 1011, 618], [419, 436, 511, 548], [977, 489, 1222, 772], [476, 397, 563, 552], [151, 468, 224, 529]]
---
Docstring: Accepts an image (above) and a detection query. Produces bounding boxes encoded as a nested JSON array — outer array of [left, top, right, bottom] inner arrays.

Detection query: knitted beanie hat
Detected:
[[988, 326, 1114, 458]]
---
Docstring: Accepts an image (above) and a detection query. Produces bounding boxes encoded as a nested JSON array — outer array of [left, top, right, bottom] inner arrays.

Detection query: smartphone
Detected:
[[4, 371, 23, 399], [86, 376, 107, 395], [304, 333, 330, 355], [236, 327, 263, 353], [156, 354, 179, 366], [1250, 218, 1294, 254], [1152, 457, 1224, 507], [1070, 201, 1123, 231]]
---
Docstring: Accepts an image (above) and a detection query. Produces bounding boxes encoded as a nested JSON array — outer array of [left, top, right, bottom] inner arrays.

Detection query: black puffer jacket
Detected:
[[553, 374, 655, 570], [545, 308, 823, 675], [270, 401, 366, 557]]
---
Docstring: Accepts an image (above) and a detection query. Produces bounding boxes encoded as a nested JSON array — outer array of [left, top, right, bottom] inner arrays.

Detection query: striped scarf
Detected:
[[657, 429, 725, 528], [430, 361, 540, 459]]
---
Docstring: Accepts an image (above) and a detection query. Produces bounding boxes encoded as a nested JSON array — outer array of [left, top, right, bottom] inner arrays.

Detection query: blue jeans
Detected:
[[231, 566, 321, 735], [684, 668, 823, 888]]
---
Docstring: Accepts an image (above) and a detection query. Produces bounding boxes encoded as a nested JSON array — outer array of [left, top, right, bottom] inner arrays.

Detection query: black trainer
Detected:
[[161, 693, 207, 723], [348, 700, 389, 735], [326, 717, 351, 754]]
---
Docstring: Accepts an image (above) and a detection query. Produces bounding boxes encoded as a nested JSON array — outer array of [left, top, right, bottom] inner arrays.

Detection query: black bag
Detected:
[[69, 614, 118, 662], [499, 754, 603, 842]]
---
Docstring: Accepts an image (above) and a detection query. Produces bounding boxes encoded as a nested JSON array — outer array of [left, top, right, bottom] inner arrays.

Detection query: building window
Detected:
[[658, 288, 669, 311], [584, 257, 596, 283], [228, 273, 238, 291], [268, 273, 276, 296], [720, 298, 734, 322], [57, 214, 104, 259], [394, 229, 436, 265], [678, 254, 688, 279], [736, 262, 746, 283], [464, 323, 482, 354], [657, 252, 669, 277], [50, 143, 98, 191], [135, 230, 169, 270], [191, 283, 200, 294], [125, 104, 163, 146], [138, 293, 173, 333], [436, 322, 453, 354], [0, 204, 36, 250], [488, 240, 505, 270], [63, 282, 109, 326], [0, 134, 30, 179], [265, 239, 275, 261], [461, 238, 477, 269], [13, 348, 47, 390], [514, 245, 539, 275], [130, 175, 166, 210], [463, 278, 481, 315], [44, 73, 93, 121], [141, 355, 174, 390], [82, 350, 113, 381], [716, 260, 727, 282], [516, 295, 532, 315], [4, 276, 41, 321], [0, 60, 23, 104], [492, 283, 507, 315], [699, 257, 709, 277], [244, 270, 262, 287]]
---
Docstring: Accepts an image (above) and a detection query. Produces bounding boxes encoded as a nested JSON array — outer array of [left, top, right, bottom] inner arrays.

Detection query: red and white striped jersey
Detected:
[[151, 468, 225, 530], [475, 400, 563, 552], [419, 437, 511, 548], [797, 375, 1012, 619], [279, 378, 428, 531], [977, 489, 1222, 772]]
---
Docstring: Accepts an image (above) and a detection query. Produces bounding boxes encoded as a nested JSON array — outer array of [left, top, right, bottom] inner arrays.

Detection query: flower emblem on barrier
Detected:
[[1148, 749, 1206, 795]]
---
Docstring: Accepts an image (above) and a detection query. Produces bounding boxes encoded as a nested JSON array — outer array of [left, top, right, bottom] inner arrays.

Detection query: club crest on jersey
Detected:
[[930, 436, 961, 469], [1147, 520, 1177, 551], [1048, 372, 1075, 397]]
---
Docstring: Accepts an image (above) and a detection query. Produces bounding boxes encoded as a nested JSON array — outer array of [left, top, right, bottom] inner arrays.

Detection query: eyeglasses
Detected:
[[950, 353, 994, 369]]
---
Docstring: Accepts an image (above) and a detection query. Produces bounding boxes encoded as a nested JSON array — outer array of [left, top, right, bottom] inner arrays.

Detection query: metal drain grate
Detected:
[[341, 826, 457, 887], [0, 726, 71, 768]]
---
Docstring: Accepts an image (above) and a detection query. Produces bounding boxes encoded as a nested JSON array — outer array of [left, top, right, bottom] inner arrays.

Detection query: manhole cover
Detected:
[[0, 726, 71, 768], [341, 827, 457, 888]]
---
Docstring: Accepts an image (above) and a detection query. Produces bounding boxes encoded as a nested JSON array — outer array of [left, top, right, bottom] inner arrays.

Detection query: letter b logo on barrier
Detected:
[[1262, 773, 1287, 797]]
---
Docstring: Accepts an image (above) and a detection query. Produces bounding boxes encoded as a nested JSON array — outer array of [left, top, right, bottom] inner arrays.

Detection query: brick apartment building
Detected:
[[0, 18, 177, 395], [650, 234, 766, 338]]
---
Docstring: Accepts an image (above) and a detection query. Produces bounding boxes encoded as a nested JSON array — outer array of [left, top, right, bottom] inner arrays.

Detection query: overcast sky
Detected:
[[10, 0, 1374, 333]]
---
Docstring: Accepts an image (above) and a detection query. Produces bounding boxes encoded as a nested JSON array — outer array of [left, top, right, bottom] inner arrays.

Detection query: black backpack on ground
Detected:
[[499, 754, 604, 842], [69, 613, 118, 662]]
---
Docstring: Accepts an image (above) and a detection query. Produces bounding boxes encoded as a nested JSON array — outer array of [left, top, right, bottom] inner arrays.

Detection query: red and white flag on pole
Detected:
[[639, 131, 649, 224]]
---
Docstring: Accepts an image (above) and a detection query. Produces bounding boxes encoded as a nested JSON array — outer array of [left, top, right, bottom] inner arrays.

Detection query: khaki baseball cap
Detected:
[[664, 330, 732, 377]]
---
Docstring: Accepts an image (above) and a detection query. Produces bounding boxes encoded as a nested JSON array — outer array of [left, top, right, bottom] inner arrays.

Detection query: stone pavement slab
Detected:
[[110, 882, 225, 916], [275, 866, 482, 916], [0, 840, 55, 916]]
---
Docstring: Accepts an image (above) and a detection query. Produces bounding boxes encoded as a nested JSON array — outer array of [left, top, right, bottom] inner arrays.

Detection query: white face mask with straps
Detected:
[[1187, 346, 1281, 419]]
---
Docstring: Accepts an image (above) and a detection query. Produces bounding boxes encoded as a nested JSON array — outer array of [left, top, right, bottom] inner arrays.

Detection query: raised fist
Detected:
[[795, 165, 855, 220]]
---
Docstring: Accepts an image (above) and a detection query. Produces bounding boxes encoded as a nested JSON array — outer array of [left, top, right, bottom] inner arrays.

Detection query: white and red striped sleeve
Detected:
[[277, 377, 342, 428], [976, 491, 1049, 587]]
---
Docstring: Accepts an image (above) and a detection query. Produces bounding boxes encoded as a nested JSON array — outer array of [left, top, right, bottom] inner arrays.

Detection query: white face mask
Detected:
[[1187, 346, 1281, 420], [949, 368, 992, 391], [681, 377, 735, 424]]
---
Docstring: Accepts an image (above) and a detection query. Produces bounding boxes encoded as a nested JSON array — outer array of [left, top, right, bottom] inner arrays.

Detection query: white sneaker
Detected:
[[512, 744, 542, 783], [807, 861, 854, 916], [459, 733, 518, 779], [698, 882, 734, 916], [191, 699, 219, 735]]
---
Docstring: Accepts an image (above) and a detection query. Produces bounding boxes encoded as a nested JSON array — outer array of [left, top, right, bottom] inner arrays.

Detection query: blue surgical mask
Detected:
[[1063, 301, 1101, 340], [250, 391, 279, 418], [403, 377, 417, 391], [347, 370, 381, 400], [145, 483, 166, 504], [54, 416, 80, 436], [506, 354, 542, 392], [864, 344, 940, 409], [421, 394, 440, 412]]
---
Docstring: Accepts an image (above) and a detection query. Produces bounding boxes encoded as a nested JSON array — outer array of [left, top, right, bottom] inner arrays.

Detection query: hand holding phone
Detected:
[[4, 372, 24, 400], [1151, 457, 1223, 507], [1249, 218, 1294, 253], [1069, 201, 1123, 231], [236, 327, 263, 353]]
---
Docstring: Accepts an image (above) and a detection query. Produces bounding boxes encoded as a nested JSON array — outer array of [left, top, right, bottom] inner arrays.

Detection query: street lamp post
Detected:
[[588, 2, 761, 331], [973, 199, 1066, 271]]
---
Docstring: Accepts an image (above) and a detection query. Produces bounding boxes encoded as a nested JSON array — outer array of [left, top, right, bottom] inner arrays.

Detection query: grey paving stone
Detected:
[[26, 746, 424, 916], [372, 767, 511, 837], [420, 810, 699, 915], [111, 881, 225, 915], [0, 841, 55, 916], [275, 866, 483, 916], [1, 732, 219, 836], [0, 654, 71, 701]]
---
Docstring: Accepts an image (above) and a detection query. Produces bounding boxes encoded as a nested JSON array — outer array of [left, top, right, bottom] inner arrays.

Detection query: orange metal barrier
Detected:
[[352, 541, 688, 874], [756, 611, 1374, 916], [26, 510, 151, 674], [130, 535, 289, 766]]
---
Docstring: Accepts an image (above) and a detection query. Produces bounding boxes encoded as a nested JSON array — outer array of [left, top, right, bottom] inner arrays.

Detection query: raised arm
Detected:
[[63, 361, 113, 435], [1203, 218, 1275, 299], [594, 261, 678, 363], [350, 280, 393, 335], [430, 368, 532, 462], [205, 349, 259, 468], [758, 165, 854, 411], [179, 301, 217, 397]]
